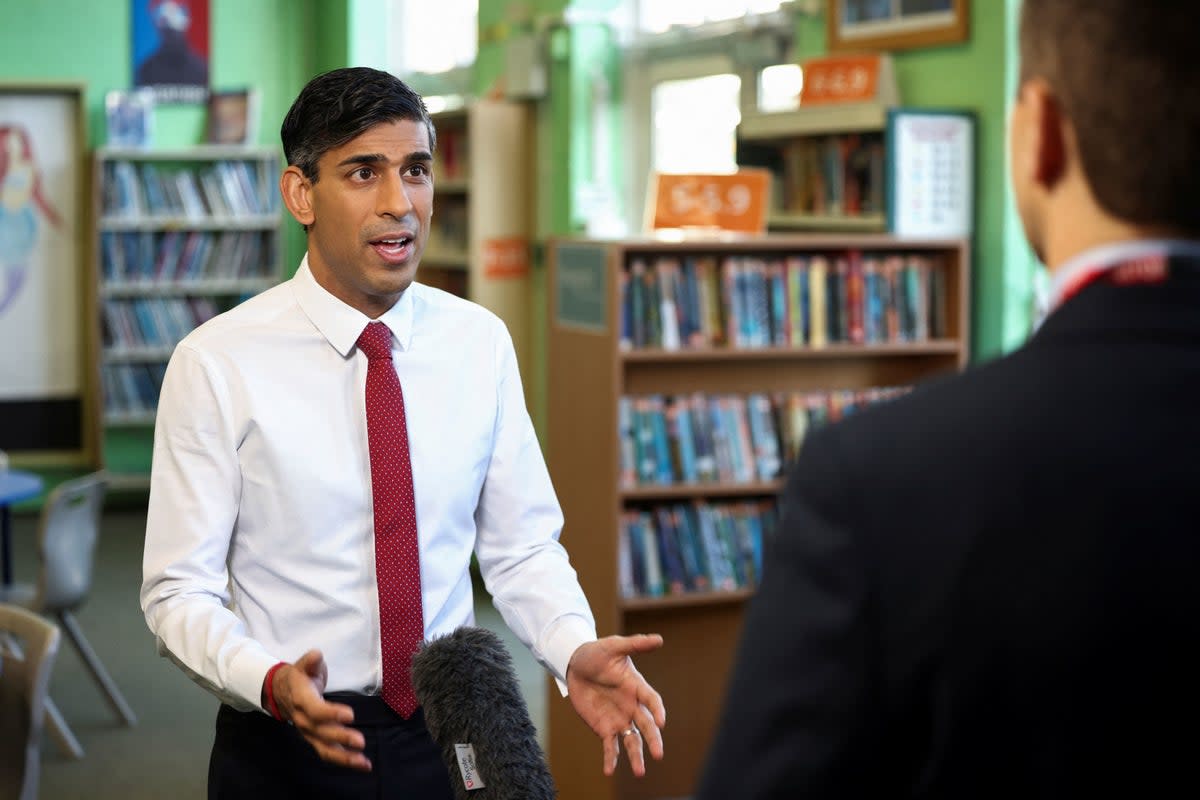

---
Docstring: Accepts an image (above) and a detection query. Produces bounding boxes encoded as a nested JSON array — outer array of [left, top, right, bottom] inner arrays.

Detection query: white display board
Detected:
[[887, 109, 975, 238]]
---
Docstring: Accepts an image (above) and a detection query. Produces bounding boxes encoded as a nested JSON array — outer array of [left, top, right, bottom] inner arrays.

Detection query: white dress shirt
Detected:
[[141, 256, 597, 712]]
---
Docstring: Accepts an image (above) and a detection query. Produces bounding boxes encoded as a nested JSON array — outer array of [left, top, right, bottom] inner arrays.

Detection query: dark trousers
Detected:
[[208, 693, 454, 800]]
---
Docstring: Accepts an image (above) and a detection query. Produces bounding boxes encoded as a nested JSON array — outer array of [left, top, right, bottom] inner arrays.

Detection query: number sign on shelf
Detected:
[[647, 170, 771, 234]]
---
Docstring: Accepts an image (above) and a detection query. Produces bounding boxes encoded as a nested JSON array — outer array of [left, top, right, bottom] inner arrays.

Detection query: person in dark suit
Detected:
[[697, 1, 1200, 797]]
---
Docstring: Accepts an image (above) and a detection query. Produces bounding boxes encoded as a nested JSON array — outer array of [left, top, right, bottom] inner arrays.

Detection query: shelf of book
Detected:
[[546, 233, 970, 800], [92, 146, 285, 484], [738, 106, 891, 234]]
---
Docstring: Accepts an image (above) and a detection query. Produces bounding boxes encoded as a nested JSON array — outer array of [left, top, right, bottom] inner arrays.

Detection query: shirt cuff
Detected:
[[541, 614, 598, 696], [228, 647, 286, 714]]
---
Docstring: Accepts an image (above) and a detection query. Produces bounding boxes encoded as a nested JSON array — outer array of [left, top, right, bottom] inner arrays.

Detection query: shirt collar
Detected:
[[291, 254, 416, 357], [1048, 239, 1200, 310]]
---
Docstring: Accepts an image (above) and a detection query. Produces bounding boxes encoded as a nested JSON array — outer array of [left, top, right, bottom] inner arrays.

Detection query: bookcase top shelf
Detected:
[[739, 103, 892, 140]]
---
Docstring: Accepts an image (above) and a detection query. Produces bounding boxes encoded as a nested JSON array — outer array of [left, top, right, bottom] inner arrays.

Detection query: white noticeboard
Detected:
[[887, 109, 975, 238]]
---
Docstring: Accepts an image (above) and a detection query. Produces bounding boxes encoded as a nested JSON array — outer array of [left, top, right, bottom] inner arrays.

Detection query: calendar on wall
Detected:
[[886, 109, 975, 238]]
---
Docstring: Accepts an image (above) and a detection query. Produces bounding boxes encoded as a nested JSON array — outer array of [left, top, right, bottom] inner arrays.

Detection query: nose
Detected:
[[376, 171, 414, 220]]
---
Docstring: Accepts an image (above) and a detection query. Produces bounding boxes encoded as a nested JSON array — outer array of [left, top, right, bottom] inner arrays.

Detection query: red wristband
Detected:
[[263, 661, 287, 721]]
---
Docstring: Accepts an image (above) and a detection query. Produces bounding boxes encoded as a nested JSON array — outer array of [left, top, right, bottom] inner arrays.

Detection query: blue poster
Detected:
[[132, 0, 210, 104]]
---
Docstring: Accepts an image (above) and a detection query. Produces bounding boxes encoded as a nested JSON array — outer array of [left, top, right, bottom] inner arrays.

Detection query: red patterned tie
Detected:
[[357, 321, 423, 719]]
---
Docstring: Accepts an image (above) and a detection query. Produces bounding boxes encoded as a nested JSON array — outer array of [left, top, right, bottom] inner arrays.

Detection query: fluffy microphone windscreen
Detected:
[[411, 626, 558, 799]]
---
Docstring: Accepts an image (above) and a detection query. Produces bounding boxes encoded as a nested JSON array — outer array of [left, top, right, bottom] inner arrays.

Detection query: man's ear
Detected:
[[1021, 78, 1068, 190], [280, 165, 315, 227]]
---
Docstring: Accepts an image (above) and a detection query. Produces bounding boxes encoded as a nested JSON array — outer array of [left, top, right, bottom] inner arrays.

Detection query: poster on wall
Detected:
[[133, 0, 210, 104], [0, 84, 91, 462], [886, 108, 975, 238]]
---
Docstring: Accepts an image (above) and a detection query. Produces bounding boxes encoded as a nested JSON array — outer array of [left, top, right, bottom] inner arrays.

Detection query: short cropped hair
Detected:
[[1020, 0, 1200, 233], [280, 67, 436, 182]]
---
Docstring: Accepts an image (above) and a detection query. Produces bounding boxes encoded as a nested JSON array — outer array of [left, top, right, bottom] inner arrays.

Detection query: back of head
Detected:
[[1019, 0, 1200, 236], [280, 67, 435, 182]]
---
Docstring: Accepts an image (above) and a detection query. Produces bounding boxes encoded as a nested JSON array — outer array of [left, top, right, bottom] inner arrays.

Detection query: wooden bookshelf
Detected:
[[92, 146, 284, 487], [428, 101, 534, 386], [546, 233, 970, 800]]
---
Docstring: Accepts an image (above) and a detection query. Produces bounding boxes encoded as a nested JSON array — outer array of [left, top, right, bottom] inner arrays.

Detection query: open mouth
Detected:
[[369, 234, 416, 263]]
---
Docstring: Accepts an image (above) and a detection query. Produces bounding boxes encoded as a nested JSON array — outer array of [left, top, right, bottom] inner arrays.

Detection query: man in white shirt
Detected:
[[141, 66, 665, 799]]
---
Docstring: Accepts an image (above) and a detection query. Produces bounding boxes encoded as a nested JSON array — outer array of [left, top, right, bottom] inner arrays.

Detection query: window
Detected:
[[652, 74, 742, 174], [619, 1, 795, 231], [758, 63, 803, 113], [390, 0, 478, 76], [635, 0, 787, 34]]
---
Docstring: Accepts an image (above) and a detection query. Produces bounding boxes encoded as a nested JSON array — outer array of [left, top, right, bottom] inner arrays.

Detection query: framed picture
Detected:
[[828, 0, 969, 52], [0, 83, 97, 467], [133, 0, 210, 104], [206, 88, 259, 145], [105, 88, 155, 147]]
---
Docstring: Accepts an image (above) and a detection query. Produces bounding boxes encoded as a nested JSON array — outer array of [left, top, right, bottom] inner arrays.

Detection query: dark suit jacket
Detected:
[[697, 257, 1200, 799]]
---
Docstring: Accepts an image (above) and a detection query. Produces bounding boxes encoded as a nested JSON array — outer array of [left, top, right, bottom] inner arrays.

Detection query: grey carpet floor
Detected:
[[9, 507, 548, 800]]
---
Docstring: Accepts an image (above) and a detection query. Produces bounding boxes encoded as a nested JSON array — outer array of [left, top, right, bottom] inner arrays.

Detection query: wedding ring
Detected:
[[619, 726, 638, 740]]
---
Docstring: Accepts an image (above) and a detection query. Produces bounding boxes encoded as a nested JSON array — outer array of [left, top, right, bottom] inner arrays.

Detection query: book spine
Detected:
[[808, 256, 828, 348]]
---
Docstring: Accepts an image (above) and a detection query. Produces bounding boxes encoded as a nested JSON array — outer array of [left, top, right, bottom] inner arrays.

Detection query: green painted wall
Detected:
[[1003, 0, 1039, 350], [0, 0, 318, 498]]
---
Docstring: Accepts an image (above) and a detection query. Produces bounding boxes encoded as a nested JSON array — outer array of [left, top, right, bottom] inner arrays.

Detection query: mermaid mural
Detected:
[[0, 124, 62, 314]]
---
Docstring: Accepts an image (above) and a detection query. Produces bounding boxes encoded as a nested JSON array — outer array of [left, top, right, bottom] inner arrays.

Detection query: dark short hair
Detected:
[[280, 67, 436, 182], [1019, 0, 1200, 234]]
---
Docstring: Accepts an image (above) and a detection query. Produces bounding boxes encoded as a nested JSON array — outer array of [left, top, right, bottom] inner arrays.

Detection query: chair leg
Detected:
[[58, 611, 137, 726], [45, 696, 85, 759]]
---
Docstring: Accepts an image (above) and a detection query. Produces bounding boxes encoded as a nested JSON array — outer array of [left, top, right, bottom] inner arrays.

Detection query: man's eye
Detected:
[[408, 163, 429, 177], [354, 167, 374, 180]]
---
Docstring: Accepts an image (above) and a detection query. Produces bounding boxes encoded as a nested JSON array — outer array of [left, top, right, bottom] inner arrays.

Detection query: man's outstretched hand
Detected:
[[267, 649, 371, 771], [566, 633, 667, 777]]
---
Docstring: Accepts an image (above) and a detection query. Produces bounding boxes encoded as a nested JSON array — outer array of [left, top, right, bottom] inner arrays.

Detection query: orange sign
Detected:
[[483, 237, 529, 279], [800, 54, 881, 105], [649, 170, 770, 233]]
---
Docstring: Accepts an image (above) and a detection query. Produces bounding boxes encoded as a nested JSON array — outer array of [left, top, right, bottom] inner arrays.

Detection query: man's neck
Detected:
[[1042, 212, 1189, 276]]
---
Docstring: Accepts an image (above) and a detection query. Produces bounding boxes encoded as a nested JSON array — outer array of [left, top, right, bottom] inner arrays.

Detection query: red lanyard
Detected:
[[1049, 252, 1170, 315]]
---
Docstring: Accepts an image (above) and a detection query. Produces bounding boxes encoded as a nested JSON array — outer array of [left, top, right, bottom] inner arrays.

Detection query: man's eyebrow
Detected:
[[335, 151, 434, 168]]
